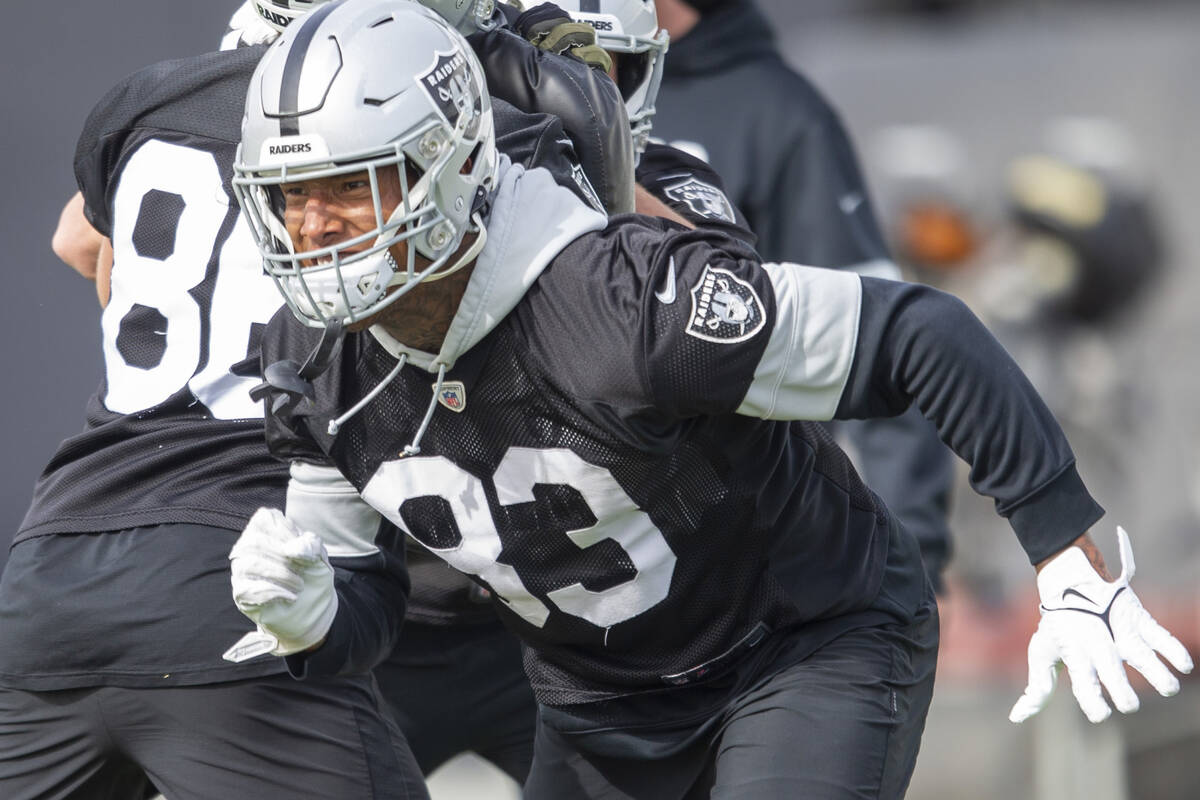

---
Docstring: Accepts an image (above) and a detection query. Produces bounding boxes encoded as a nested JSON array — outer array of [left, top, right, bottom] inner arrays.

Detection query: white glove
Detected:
[[219, 1, 279, 51], [223, 508, 338, 661], [1009, 526, 1193, 724]]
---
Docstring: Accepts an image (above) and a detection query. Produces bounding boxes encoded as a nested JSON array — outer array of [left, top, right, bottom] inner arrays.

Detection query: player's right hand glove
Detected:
[[1009, 526, 1193, 724], [512, 3, 613, 73], [225, 508, 337, 661]]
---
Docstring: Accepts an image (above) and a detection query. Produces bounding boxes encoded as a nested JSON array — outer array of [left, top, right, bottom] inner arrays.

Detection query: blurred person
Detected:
[[229, 3, 1191, 799], [2, 0, 633, 796], [650, 0, 956, 591]]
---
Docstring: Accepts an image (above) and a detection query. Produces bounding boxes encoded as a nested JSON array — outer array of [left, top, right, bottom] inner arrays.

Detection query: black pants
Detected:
[[375, 620, 536, 782], [0, 673, 429, 800], [524, 602, 939, 800]]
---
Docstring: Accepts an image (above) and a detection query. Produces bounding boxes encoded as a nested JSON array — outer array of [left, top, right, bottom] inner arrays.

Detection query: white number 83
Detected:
[[363, 447, 677, 630]]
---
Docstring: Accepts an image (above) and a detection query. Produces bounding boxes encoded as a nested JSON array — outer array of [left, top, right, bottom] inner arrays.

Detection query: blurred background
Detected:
[[2, 0, 1197, 798]]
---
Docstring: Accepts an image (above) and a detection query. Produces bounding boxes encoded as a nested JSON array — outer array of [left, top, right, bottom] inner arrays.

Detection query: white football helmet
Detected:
[[233, 0, 498, 328], [251, 0, 499, 34], [553, 0, 668, 157]]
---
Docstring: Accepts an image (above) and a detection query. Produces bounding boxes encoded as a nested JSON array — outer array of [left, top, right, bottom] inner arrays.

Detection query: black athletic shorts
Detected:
[[0, 672, 429, 800], [375, 619, 536, 782], [524, 516, 940, 800], [525, 600, 938, 800]]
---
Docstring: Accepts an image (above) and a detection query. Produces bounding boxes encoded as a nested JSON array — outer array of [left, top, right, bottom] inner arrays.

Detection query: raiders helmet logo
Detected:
[[418, 49, 475, 128], [663, 177, 736, 223], [686, 265, 766, 343]]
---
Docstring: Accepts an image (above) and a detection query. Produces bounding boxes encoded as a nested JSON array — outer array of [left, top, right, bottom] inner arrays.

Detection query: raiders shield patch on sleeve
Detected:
[[687, 265, 766, 343], [664, 177, 736, 223]]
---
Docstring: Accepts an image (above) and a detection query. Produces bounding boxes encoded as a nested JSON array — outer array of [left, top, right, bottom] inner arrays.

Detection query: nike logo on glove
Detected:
[[1062, 587, 1094, 604], [655, 257, 677, 305], [1041, 585, 1126, 638]]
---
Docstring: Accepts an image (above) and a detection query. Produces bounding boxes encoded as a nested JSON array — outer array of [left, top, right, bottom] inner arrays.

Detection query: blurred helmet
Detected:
[[555, 0, 668, 157], [250, 0, 498, 34], [1006, 152, 1163, 325], [233, 0, 497, 327]]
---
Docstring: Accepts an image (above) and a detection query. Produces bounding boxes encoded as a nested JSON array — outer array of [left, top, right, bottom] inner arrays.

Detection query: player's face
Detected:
[[281, 165, 409, 267]]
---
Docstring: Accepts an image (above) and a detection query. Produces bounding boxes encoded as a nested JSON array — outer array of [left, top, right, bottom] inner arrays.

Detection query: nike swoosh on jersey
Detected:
[[654, 257, 677, 305]]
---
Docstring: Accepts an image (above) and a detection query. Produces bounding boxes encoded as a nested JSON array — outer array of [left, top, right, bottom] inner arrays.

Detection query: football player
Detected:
[[232, 2, 1193, 798], [2, 0, 631, 797], [650, 0, 957, 591]]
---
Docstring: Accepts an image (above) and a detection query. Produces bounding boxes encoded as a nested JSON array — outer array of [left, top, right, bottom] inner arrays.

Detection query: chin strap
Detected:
[[402, 363, 448, 456], [326, 353, 407, 436], [326, 358, 447, 461], [250, 319, 345, 417]]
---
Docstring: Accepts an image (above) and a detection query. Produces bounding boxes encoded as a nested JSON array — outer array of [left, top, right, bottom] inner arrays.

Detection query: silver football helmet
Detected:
[[233, 0, 498, 328], [251, 0, 498, 34], [553, 0, 668, 157]]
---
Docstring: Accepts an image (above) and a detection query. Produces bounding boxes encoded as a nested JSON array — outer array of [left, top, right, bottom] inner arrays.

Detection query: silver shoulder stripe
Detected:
[[736, 263, 861, 421], [285, 462, 383, 558]]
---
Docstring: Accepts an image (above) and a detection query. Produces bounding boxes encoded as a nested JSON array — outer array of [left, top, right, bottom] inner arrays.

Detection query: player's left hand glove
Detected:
[[1009, 526, 1193, 724], [513, 3, 613, 73], [223, 508, 337, 661]]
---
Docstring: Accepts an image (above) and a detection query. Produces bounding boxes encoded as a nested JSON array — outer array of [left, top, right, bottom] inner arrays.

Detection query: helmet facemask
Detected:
[[606, 30, 668, 159]]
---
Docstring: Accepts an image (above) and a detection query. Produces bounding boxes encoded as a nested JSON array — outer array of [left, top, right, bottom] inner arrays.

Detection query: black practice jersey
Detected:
[[261, 157, 1102, 706], [0, 48, 294, 689], [403, 104, 614, 627], [18, 45, 287, 542], [403, 141, 756, 628], [638, 141, 755, 247]]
